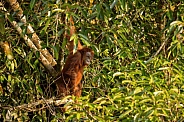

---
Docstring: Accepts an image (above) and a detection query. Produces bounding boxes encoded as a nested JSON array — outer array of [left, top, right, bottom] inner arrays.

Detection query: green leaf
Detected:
[[62, 38, 67, 49], [110, 0, 118, 9], [35, 51, 40, 58], [113, 72, 123, 77], [119, 0, 126, 9], [170, 21, 184, 26], [50, 45, 59, 60], [122, 80, 132, 84], [153, 91, 164, 96], [11, 61, 14, 72], [0, 16, 5, 34], [76, 113, 80, 120], [134, 87, 143, 94], [92, 45, 99, 54], [8, 74, 11, 82], [78, 33, 89, 41], [137, 60, 147, 69], [93, 97, 106, 104], [30, 0, 36, 10], [144, 107, 154, 118], [119, 110, 132, 119], [73, 35, 78, 53], [41, 19, 50, 33], [158, 67, 170, 70], [80, 38, 90, 47], [36, 85, 43, 94]]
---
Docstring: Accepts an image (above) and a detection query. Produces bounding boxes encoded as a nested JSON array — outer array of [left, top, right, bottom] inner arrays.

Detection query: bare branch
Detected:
[[145, 27, 176, 64], [144, 37, 169, 64]]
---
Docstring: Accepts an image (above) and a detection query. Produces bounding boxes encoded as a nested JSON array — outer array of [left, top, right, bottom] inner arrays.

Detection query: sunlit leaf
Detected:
[[153, 91, 164, 96], [122, 80, 132, 84], [134, 87, 143, 94], [170, 21, 184, 26], [119, 110, 133, 119], [158, 67, 170, 70], [113, 72, 123, 77]]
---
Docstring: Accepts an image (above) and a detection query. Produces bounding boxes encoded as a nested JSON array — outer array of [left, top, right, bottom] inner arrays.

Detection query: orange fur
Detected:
[[56, 15, 94, 98], [56, 47, 94, 97]]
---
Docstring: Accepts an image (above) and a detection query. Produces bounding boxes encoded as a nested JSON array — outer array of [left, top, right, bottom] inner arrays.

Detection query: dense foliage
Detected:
[[1, 0, 184, 121]]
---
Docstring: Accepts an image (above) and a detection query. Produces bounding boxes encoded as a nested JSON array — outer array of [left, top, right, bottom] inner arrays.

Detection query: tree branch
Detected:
[[8, 18, 57, 75], [1, 97, 73, 112], [6, 0, 57, 66], [4, 0, 57, 75]]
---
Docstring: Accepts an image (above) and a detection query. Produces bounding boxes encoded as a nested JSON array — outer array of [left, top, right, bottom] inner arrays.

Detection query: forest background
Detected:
[[0, 0, 184, 121]]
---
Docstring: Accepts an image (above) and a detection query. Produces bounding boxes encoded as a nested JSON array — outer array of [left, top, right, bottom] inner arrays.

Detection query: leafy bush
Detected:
[[0, 0, 184, 121]]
